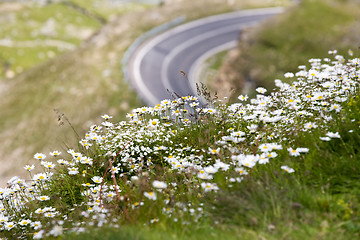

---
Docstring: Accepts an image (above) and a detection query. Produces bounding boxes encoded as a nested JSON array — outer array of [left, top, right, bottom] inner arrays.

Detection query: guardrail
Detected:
[[121, 16, 186, 83]]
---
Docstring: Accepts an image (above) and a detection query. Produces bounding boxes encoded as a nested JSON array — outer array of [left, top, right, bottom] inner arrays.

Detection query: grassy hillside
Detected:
[[210, 0, 360, 100], [1, 53, 359, 239], [0, 1, 150, 79]]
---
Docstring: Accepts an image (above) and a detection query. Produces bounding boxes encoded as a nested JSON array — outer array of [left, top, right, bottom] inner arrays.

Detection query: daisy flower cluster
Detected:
[[0, 52, 358, 239]]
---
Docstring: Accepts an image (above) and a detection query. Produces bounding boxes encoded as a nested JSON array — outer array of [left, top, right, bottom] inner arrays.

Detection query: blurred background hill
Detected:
[[206, 0, 360, 100]]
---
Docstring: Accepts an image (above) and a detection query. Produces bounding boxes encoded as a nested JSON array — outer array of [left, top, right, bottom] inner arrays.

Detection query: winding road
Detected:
[[128, 7, 284, 106]]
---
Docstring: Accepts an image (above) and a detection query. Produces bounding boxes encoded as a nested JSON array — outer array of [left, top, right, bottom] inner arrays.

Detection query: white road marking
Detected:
[[188, 40, 238, 102], [132, 42, 161, 106], [130, 7, 284, 106], [161, 24, 243, 94]]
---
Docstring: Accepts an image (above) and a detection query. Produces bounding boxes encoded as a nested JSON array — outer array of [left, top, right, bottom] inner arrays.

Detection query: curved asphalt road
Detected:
[[129, 7, 284, 106]]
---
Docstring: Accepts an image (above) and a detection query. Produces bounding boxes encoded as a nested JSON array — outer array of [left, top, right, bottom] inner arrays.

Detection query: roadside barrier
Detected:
[[121, 16, 185, 83]]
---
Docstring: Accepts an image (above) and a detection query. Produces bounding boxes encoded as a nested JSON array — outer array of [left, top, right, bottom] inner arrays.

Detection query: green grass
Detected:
[[251, 0, 356, 81], [86, 102, 358, 239], [63, 224, 284, 240], [1, 53, 359, 239], [0, 2, 103, 77], [60, 86, 360, 240], [207, 51, 228, 71], [217, 0, 360, 100]]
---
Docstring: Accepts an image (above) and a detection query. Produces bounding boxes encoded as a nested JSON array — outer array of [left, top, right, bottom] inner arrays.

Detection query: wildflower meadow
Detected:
[[1, 51, 360, 239]]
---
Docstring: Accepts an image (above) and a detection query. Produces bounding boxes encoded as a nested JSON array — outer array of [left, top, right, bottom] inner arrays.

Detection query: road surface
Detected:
[[129, 7, 284, 106]]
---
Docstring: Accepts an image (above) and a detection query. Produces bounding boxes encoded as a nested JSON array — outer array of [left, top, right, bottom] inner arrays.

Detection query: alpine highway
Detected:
[[128, 7, 284, 106]]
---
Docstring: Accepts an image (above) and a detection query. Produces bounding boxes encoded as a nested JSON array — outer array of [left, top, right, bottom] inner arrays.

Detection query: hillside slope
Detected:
[[211, 0, 360, 100], [0, 0, 284, 184], [1, 52, 359, 239]]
